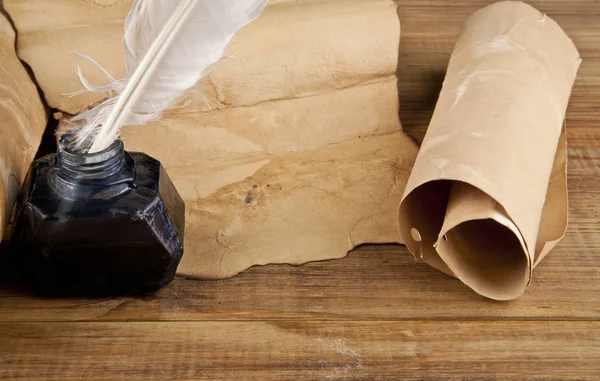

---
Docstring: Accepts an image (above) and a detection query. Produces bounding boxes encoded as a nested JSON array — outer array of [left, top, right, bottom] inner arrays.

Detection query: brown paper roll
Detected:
[[398, 1, 581, 300], [0, 15, 46, 241]]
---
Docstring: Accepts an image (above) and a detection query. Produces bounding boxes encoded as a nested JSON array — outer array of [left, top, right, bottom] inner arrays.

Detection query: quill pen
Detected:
[[71, 0, 268, 153]]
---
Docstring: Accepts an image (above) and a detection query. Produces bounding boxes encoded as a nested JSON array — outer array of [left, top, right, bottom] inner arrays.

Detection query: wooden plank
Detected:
[[0, 239, 597, 322], [0, 321, 598, 380], [1, 146, 598, 322]]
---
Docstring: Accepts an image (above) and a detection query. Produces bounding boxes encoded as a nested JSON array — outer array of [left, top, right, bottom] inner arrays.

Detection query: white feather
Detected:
[[73, 0, 267, 153]]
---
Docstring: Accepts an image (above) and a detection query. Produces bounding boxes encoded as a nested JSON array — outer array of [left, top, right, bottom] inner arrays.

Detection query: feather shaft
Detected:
[[89, 0, 198, 152]]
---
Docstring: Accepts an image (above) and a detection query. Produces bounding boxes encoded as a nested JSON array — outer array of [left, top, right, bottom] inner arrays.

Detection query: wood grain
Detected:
[[1, 321, 598, 380], [1, 0, 599, 379]]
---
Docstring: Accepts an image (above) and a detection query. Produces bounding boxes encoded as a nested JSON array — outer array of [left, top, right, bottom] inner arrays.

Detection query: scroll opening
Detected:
[[399, 180, 454, 275], [436, 218, 529, 300]]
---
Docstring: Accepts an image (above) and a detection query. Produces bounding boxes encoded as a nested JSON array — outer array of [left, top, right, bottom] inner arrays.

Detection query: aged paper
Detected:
[[399, 2, 580, 300], [6, 0, 419, 278], [0, 15, 46, 241], [178, 133, 417, 279]]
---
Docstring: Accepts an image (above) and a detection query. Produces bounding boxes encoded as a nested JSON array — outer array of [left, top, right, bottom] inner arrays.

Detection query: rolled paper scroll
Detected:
[[0, 15, 46, 241], [399, 1, 581, 300]]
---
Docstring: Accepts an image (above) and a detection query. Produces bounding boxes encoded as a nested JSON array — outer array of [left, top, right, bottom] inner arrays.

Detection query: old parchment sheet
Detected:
[[0, 14, 46, 242], [399, 1, 580, 300], [5, 0, 419, 278]]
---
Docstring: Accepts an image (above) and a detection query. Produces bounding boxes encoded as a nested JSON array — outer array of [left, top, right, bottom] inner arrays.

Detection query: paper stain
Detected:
[[450, 67, 520, 112], [216, 216, 244, 250], [491, 35, 509, 48], [429, 158, 449, 170], [421, 134, 450, 152], [172, 159, 270, 200], [429, 158, 450, 177], [457, 164, 494, 188], [450, 82, 468, 111], [537, 13, 547, 24]]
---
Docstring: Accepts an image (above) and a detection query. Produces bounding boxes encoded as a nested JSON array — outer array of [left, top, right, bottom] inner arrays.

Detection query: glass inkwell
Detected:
[[10, 133, 185, 296]]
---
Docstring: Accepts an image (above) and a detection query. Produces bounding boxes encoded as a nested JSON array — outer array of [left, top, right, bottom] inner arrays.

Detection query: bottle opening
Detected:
[[56, 132, 126, 182], [48, 132, 134, 200]]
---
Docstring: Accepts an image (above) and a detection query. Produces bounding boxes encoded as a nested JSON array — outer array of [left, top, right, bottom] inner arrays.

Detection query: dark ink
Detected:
[[10, 135, 185, 297]]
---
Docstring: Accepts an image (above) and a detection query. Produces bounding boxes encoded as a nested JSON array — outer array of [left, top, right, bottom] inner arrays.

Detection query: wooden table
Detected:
[[1, 1, 599, 379]]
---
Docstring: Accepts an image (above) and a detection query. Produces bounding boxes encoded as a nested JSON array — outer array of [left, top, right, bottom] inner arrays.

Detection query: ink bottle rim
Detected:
[[48, 132, 135, 200], [56, 133, 127, 182]]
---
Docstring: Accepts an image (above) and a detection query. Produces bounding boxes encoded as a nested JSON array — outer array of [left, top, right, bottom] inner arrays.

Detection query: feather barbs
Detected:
[[70, 0, 268, 153]]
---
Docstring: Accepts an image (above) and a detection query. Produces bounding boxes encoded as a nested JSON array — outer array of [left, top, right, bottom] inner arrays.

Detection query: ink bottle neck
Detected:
[[56, 138, 127, 181], [49, 134, 135, 200]]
